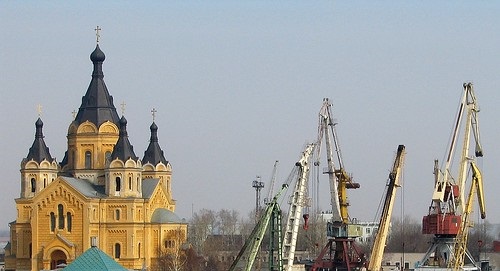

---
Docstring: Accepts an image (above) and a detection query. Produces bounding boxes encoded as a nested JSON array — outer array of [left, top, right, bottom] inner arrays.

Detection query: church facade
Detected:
[[4, 43, 188, 271]]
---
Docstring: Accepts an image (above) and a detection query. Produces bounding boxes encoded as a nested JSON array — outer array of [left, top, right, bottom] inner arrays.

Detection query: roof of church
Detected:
[[142, 178, 160, 199], [23, 118, 55, 164], [73, 44, 120, 127], [62, 177, 106, 198], [61, 177, 161, 200], [110, 116, 139, 162], [151, 208, 183, 224], [62, 246, 127, 271], [142, 121, 169, 165]]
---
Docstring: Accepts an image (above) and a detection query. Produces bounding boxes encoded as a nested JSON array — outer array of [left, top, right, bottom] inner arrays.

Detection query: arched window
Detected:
[[115, 209, 120, 220], [58, 204, 64, 229], [129, 176, 132, 190], [67, 212, 72, 232], [105, 151, 111, 162], [44, 178, 47, 188], [50, 212, 56, 231], [31, 178, 36, 193], [115, 177, 121, 192], [114, 243, 121, 259], [138, 243, 141, 259], [85, 151, 92, 169]]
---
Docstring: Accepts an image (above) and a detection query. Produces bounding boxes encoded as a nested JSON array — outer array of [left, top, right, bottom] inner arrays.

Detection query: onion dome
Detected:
[[142, 122, 168, 165], [24, 118, 55, 163], [73, 45, 120, 127], [110, 116, 138, 161]]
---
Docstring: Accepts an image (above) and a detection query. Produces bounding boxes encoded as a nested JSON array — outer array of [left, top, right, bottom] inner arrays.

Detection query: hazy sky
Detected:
[[1, 2, 500, 232]]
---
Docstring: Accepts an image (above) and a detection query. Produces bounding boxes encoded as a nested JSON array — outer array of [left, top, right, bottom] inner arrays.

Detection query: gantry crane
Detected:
[[310, 98, 363, 271], [417, 83, 485, 271], [368, 145, 405, 271]]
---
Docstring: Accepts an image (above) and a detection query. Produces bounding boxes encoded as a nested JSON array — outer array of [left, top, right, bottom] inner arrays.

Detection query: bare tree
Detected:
[[157, 227, 188, 271], [385, 216, 431, 253], [190, 209, 217, 254]]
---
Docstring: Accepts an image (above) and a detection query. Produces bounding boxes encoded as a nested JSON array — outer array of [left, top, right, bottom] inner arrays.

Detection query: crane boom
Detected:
[[368, 145, 405, 271], [451, 162, 486, 270], [229, 183, 288, 271], [283, 144, 315, 271]]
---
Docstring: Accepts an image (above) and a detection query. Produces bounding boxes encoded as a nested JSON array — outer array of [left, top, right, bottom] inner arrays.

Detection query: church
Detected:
[[4, 40, 188, 271]]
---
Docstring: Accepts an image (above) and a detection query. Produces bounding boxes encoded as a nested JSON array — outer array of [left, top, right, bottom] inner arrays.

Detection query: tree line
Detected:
[[157, 209, 497, 271]]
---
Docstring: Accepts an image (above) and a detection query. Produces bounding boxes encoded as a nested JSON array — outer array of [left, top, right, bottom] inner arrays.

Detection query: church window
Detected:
[[44, 178, 47, 188], [137, 177, 140, 191], [138, 243, 141, 258], [114, 243, 121, 258], [67, 212, 72, 232], [115, 177, 121, 191], [115, 209, 120, 220], [31, 178, 36, 193], [85, 151, 92, 169], [58, 204, 64, 229], [129, 176, 132, 190], [50, 212, 56, 231]]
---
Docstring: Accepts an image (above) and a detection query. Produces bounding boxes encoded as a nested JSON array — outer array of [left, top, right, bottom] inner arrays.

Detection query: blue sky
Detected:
[[1, 1, 500, 232]]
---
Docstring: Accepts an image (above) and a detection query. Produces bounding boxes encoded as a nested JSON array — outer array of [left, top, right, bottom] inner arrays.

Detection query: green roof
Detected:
[[63, 246, 128, 271]]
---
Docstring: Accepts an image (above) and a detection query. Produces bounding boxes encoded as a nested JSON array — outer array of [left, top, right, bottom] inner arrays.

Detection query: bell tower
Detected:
[[20, 118, 59, 198], [60, 44, 120, 184]]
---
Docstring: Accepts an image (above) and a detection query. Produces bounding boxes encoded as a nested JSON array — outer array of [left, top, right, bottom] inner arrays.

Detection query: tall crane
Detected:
[[228, 183, 288, 271], [264, 160, 280, 205], [311, 98, 363, 271], [283, 144, 315, 271], [451, 162, 486, 270], [368, 145, 405, 271], [418, 83, 485, 271]]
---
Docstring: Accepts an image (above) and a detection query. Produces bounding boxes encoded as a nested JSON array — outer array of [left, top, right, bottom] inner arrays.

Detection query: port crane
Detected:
[[229, 145, 315, 271], [367, 145, 405, 271], [283, 144, 315, 271], [418, 83, 485, 271], [310, 98, 363, 271]]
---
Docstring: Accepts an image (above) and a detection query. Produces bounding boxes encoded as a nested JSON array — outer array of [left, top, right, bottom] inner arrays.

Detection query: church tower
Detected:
[[105, 116, 143, 197], [20, 118, 59, 198], [60, 44, 120, 184], [142, 120, 174, 208]]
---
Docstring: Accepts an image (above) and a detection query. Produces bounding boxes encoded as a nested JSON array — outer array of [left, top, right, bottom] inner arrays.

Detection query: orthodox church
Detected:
[[4, 42, 188, 271]]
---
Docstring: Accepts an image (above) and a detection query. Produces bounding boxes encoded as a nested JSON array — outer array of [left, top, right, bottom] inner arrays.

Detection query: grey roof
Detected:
[[61, 177, 106, 198], [73, 45, 120, 127], [151, 208, 182, 224], [23, 118, 55, 164], [142, 122, 169, 165], [110, 116, 138, 162], [142, 178, 159, 199]]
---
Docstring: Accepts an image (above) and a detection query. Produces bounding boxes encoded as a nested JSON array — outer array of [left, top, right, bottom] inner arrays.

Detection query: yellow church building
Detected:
[[4, 42, 188, 271]]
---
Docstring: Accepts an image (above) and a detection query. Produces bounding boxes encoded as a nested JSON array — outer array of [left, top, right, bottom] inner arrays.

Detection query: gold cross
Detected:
[[37, 104, 42, 117], [95, 26, 101, 44], [151, 108, 157, 122], [120, 101, 126, 115]]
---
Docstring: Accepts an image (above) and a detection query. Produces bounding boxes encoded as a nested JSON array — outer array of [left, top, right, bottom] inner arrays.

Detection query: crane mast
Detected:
[[418, 83, 485, 271], [283, 144, 315, 271], [368, 145, 405, 271], [310, 98, 363, 271]]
